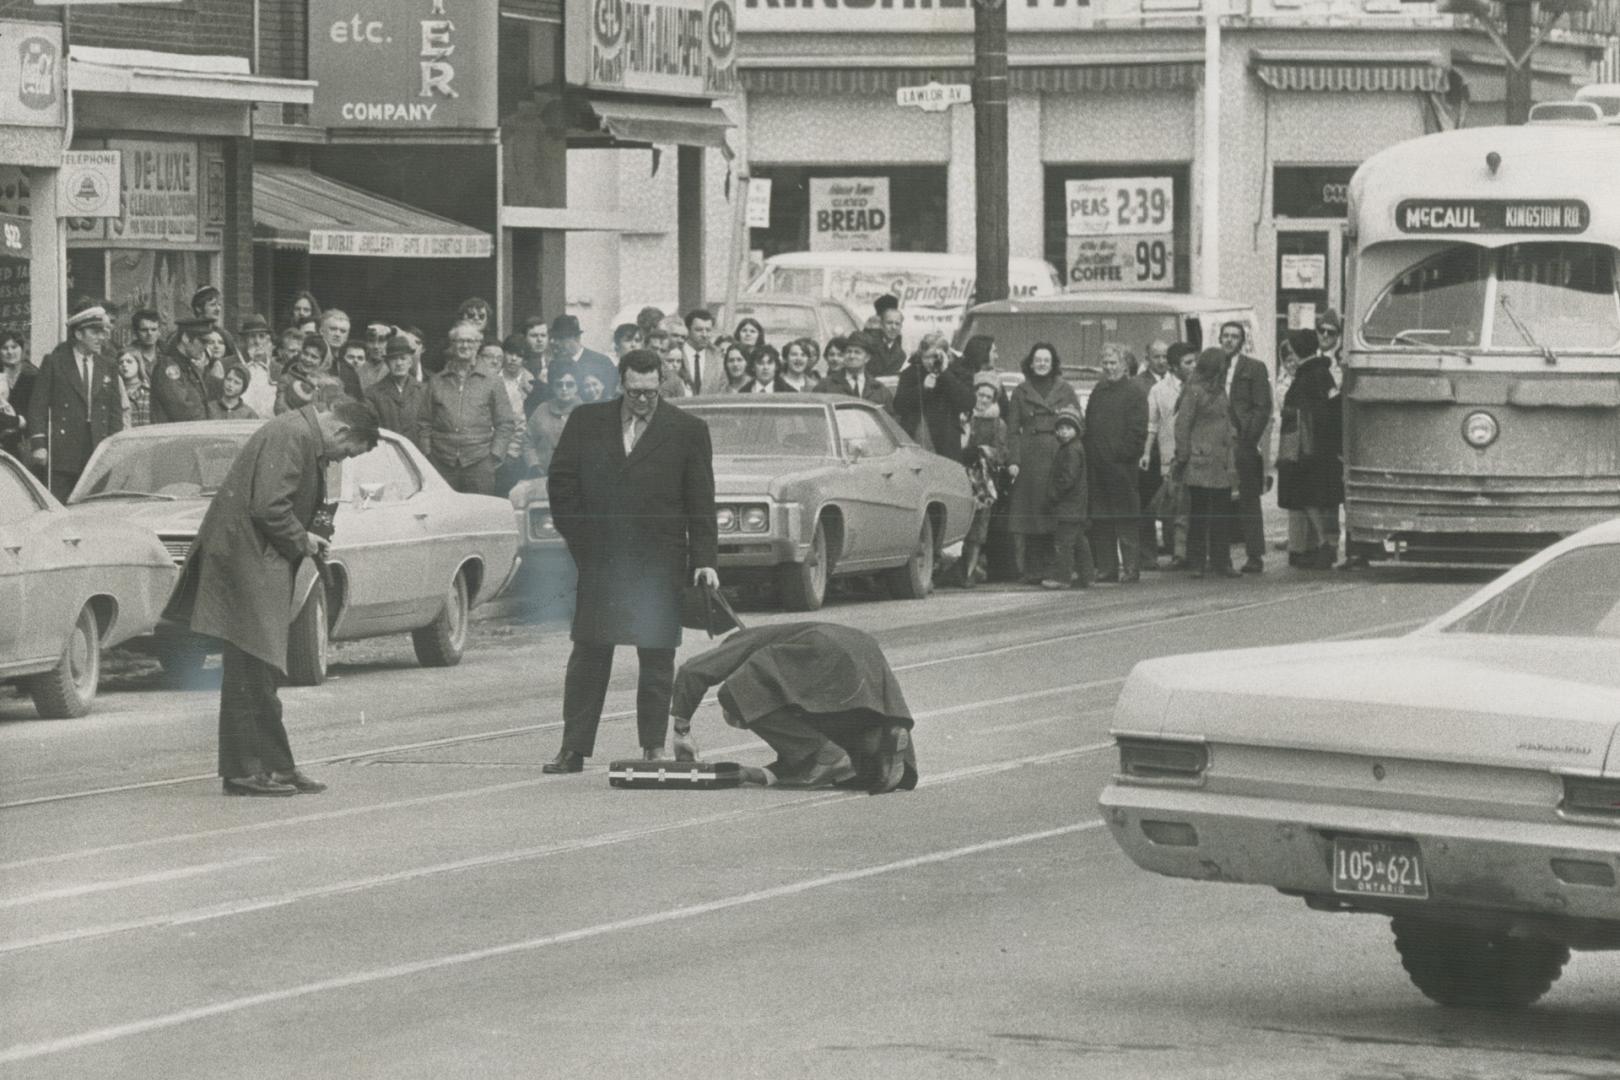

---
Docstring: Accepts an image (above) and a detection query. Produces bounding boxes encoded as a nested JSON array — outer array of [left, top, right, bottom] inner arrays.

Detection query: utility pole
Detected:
[[973, 0, 1009, 304], [1504, 0, 1533, 124], [1200, 0, 1221, 296]]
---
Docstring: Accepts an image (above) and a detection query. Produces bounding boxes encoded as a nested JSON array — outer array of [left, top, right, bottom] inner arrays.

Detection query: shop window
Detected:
[[1044, 164, 1190, 293], [750, 166, 947, 259]]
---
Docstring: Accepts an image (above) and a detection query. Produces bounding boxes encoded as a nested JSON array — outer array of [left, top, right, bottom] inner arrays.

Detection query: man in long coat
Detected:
[[669, 622, 918, 794], [162, 400, 379, 796], [27, 306, 123, 499], [1085, 348, 1150, 583], [542, 349, 718, 773], [1219, 321, 1274, 573]]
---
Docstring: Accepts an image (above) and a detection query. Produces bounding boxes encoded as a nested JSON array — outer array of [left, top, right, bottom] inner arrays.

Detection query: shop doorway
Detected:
[[1274, 228, 1345, 364]]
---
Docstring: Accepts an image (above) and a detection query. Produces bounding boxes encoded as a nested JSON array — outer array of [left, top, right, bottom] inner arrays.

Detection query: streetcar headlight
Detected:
[[1462, 411, 1499, 449]]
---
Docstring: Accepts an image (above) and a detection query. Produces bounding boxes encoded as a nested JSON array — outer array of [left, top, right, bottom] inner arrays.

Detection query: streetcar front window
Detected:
[[1362, 243, 1620, 351]]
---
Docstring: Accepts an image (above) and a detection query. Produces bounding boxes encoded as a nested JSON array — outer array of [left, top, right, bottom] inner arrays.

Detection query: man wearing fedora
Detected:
[[365, 335, 428, 449], [27, 306, 123, 500], [549, 314, 618, 402], [541, 348, 718, 774], [239, 313, 279, 418]]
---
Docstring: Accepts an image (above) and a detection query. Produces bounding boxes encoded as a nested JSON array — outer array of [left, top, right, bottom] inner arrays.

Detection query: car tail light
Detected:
[[1562, 777, 1620, 820], [716, 507, 737, 533], [1116, 737, 1208, 782], [740, 505, 769, 533], [528, 509, 557, 539]]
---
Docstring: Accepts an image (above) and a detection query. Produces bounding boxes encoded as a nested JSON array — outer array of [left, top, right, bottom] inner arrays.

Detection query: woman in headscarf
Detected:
[[1005, 342, 1080, 584]]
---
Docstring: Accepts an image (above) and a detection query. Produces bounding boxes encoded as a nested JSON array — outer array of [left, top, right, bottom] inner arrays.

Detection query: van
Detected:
[[746, 252, 1063, 352], [953, 292, 1262, 401]]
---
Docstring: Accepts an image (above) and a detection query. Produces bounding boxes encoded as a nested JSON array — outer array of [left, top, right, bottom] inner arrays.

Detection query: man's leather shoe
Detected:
[[641, 746, 664, 761], [223, 775, 297, 797], [1241, 559, 1264, 574], [542, 750, 584, 774], [776, 745, 857, 789], [269, 769, 327, 794], [1094, 572, 1120, 585], [870, 724, 911, 795]]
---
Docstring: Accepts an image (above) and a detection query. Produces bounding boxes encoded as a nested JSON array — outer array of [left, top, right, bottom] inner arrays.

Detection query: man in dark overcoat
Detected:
[[1219, 321, 1274, 573], [27, 306, 123, 499], [542, 348, 719, 773], [1084, 347, 1150, 584], [150, 317, 223, 424], [162, 400, 379, 796], [893, 341, 973, 459], [669, 622, 918, 794]]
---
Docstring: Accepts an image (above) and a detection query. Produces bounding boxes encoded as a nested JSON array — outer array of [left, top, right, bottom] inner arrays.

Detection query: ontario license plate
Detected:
[[1331, 836, 1429, 900]]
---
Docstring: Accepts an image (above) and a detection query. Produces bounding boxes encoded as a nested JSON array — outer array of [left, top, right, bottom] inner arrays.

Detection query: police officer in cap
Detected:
[[151, 317, 224, 423], [26, 305, 123, 499]]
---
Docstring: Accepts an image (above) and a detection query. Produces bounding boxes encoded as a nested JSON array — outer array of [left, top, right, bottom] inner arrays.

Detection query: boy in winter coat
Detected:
[[1044, 406, 1094, 589], [207, 362, 261, 420]]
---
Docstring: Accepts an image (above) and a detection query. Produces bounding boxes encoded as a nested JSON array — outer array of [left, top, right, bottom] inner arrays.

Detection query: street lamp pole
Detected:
[[973, 0, 1010, 304]]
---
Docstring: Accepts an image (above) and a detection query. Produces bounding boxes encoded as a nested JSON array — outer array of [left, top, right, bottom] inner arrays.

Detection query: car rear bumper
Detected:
[[1099, 783, 1620, 922]]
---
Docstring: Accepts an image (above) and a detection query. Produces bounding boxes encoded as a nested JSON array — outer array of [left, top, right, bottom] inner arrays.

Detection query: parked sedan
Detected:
[[0, 451, 173, 717], [62, 422, 521, 686], [514, 395, 975, 611], [1100, 518, 1620, 1008]]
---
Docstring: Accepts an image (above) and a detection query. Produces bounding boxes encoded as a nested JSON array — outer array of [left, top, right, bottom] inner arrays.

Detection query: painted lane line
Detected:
[[0, 744, 1113, 956], [0, 821, 1103, 1067], [0, 857, 271, 910], [1, 581, 1374, 810]]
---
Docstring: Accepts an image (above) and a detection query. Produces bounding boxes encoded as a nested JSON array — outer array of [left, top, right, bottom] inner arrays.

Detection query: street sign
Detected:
[[896, 82, 971, 112]]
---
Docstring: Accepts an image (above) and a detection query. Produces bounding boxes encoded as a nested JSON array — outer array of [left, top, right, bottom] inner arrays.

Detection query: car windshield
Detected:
[[71, 433, 253, 501], [686, 404, 836, 457], [1442, 543, 1620, 638], [1361, 242, 1620, 351]]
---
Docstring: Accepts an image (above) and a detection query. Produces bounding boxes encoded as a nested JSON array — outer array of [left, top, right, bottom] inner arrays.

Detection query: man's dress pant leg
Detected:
[[1235, 446, 1266, 562], [218, 643, 295, 778], [635, 647, 676, 751], [561, 641, 615, 756]]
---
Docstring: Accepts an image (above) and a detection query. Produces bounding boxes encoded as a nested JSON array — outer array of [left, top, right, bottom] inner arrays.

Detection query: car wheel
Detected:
[[156, 631, 208, 688], [883, 515, 935, 600], [285, 584, 329, 687], [413, 570, 471, 668], [776, 520, 829, 612], [26, 604, 101, 719], [1391, 918, 1569, 1008]]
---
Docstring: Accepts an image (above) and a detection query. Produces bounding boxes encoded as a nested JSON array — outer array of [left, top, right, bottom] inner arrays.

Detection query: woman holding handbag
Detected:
[[1172, 348, 1240, 579], [1276, 327, 1344, 570]]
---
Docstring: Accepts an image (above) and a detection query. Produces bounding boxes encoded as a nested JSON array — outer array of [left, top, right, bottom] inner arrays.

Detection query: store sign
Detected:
[[0, 212, 28, 257], [739, 0, 1088, 33], [1395, 199, 1589, 234], [0, 21, 62, 128], [57, 151, 121, 219], [107, 140, 198, 244], [309, 230, 493, 258], [1279, 253, 1325, 291], [309, 0, 498, 129], [809, 177, 889, 252], [1065, 177, 1174, 237], [1064, 235, 1174, 292], [1273, 165, 1356, 219], [572, 0, 739, 97]]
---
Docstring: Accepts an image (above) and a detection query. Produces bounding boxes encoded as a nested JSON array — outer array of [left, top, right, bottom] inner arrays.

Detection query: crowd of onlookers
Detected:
[[1, 283, 1349, 587]]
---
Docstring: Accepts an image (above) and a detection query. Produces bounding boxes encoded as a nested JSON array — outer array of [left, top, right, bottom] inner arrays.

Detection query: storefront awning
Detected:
[[1250, 50, 1449, 93], [68, 46, 314, 105], [253, 165, 493, 259], [579, 98, 735, 155], [741, 55, 1202, 95]]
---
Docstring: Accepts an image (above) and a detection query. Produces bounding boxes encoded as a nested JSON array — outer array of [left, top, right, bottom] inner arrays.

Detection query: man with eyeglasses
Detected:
[[542, 348, 718, 774], [418, 321, 515, 495]]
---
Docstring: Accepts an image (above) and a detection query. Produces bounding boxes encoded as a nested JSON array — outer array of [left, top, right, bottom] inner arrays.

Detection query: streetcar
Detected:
[[1342, 117, 1620, 565]]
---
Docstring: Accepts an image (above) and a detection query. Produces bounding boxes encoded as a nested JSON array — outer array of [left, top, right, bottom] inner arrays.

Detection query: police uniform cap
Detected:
[[175, 316, 215, 336]]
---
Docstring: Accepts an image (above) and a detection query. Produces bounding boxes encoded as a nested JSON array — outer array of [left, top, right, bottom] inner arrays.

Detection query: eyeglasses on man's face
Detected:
[[623, 388, 660, 401]]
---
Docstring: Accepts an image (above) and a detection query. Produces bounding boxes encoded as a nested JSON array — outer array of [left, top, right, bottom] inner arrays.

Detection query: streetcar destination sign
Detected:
[[1395, 199, 1589, 234]]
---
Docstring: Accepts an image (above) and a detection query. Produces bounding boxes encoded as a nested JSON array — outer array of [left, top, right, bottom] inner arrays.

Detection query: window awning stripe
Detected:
[[740, 61, 1200, 95], [1250, 51, 1449, 93]]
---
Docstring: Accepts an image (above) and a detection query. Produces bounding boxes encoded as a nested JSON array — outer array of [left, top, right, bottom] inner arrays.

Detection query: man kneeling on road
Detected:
[[667, 623, 918, 794]]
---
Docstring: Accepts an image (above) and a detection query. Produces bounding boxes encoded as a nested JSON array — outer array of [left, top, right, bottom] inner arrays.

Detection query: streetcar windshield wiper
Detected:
[[1384, 330, 1476, 362], [1497, 295, 1558, 364]]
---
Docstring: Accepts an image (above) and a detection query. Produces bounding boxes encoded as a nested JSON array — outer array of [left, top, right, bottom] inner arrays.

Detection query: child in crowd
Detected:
[[957, 371, 1007, 588], [1044, 406, 1093, 590], [208, 362, 260, 420], [117, 351, 151, 428]]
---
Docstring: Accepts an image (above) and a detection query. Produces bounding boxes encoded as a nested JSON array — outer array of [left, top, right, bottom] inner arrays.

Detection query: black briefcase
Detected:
[[679, 583, 745, 638], [607, 760, 744, 789]]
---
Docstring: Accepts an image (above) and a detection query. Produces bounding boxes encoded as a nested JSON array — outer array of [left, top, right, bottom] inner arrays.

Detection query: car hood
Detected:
[[1119, 635, 1620, 775], [713, 455, 841, 498], [60, 498, 211, 535]]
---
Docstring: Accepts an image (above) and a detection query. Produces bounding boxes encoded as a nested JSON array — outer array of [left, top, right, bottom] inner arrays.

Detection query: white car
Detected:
[[1100, 518, 1620, 1007]]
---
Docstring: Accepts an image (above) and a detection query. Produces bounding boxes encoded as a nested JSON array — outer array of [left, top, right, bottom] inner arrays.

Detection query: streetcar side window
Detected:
[[1361, 247, 1489, 348]]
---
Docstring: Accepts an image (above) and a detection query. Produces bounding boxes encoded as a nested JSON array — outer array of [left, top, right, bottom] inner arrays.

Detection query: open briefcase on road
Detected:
[[606, 760, 745, 789]]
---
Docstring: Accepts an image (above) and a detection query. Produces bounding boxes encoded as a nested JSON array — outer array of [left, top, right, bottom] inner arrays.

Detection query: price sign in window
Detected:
[[1065, 235, 1176, 292], [1065, 177, 1174, 237]]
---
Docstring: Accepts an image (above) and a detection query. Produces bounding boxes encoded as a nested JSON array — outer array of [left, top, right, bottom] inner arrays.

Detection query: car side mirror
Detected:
[[358, 481, 386, 505]]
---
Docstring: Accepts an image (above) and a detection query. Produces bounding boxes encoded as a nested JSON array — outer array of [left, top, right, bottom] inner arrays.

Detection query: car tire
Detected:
[[1391, 918, 1569, 1008], [883, 515, 934, 601], [777, 520, 829, 612], [26, 604, 101, 719], [413, 570, 470, 668], [156, 631, 208, 688], [285, 584, 329, 687]]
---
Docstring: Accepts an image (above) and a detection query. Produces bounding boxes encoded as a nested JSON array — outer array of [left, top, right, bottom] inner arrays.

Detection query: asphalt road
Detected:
[[2, 567, 1616, 1079]]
